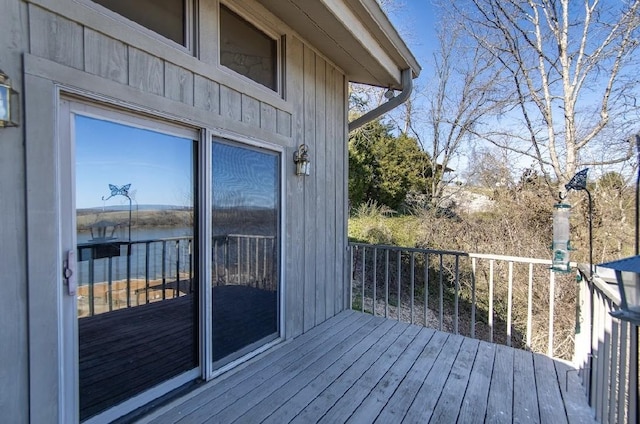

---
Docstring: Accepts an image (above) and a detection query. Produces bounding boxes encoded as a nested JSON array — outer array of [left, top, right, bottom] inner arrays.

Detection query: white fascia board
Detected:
[[321, 0, 402, 84]]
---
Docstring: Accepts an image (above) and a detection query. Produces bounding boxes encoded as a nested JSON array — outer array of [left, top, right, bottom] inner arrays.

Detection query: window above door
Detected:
[[91, 0, 194, 50], [219, 4, 281, 93]]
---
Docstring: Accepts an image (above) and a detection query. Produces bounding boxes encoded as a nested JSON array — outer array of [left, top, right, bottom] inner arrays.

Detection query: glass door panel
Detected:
[[74, 115, 197, 420], [211, 140, 280, 364]]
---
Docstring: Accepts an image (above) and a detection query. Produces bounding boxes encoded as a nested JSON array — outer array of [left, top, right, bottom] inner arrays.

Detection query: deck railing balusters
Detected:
[[507, 261, 513, 347], [108, 256, 113, 311], [410, 252, 415, 325], [361, 246, 366, 314], [454, 255, 459, 335], [548, 269, 555, 357], [372, 247, 377, 317], [78, 234, 274, 316], [347, 243, 576, 360], [162, 240, 167, 300], [145, 242, 150, 304], [385, 249, 389, 318], [88, 255, 95, 316], [424, 253, 429, 328], [526, 263, 533, 349], [488, 259, 494, 343], [175, 240, 181, 298], [573, 265, 639, 424], [397, 250, 401, 321], [471, 257, 476, 339], [438, 254, 444, 331]]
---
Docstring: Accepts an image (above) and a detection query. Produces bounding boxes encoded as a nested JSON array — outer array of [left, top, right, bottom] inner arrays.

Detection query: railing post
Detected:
[[385, 249, 389, 318], [454, 255, 459, 335], [489, 259, 494, 343], [506, 261, 513, 347], [397, 250, 401, 321], [349, 245, 353, 310], [439, 254, 444, 331], [361, 246, 366, 314], [527, 263, 533, 350], [471, 257, 476, 339], [424, 253, 429, 329], [410, 252, 415, 325], [548, 269, 555, 357], [373, 247, 377, 317], [630, 325, 638, 424]]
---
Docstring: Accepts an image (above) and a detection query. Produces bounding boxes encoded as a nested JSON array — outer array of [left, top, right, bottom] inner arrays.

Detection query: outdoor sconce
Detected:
[[598, 256, 640, 324], [0, 69, 19, 128], [294, 144, 311, 176]]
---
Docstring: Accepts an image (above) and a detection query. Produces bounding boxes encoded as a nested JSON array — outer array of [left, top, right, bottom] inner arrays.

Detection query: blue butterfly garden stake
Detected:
[[102, 183, 131, 201], [102, 183, 133, 241]]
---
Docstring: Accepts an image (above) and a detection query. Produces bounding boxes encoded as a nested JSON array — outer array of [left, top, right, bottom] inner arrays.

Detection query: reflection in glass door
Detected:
[[74, 115, 198, 420], [211, 140, 280, 365]]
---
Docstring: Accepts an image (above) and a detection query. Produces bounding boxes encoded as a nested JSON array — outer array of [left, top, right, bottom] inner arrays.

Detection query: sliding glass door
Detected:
[[63, 100, 282, 421], [74, 113, 198, 421], [211, 140, 280, 365]]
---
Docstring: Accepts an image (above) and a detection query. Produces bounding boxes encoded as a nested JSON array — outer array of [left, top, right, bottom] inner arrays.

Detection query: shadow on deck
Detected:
[[136, 310, 595, 424]]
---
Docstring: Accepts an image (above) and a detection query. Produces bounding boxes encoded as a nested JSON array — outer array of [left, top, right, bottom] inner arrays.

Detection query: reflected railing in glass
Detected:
[[76, 234, 277, 317]]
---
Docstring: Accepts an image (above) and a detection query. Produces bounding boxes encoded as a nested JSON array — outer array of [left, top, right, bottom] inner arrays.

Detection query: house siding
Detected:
[[0, 0, 29, 422], [4, 0, 349, 421]]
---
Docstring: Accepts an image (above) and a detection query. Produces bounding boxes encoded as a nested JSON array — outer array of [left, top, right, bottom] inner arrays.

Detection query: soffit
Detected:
[[258, 0, 421, 89]]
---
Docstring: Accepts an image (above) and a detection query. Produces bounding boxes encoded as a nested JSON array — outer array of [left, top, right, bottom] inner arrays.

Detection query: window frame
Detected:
[[218, 2, 283, 96], [84, 0, 197, 54]]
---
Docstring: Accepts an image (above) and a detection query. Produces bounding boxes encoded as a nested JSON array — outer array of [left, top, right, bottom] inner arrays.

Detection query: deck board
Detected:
[[486, 344, 515, 423], [430, 337, 480, 423], [457, 341, 496, 424], [534, 352, 568, 424], [138, 311, 596, 424], [374, 330, 449, 423], [513, 347, 541, 423]]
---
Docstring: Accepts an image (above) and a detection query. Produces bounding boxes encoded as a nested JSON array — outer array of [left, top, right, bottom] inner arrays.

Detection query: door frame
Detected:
[[58, 94, 205, 423], [46, 88, 286, 422]]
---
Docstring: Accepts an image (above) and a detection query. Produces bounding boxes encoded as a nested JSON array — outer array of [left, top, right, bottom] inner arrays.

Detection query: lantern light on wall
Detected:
[[293, 144, 311, 176], [0, 69, 19, 128]]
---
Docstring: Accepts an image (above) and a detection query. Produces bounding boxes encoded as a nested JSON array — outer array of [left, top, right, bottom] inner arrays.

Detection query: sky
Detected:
[[75, 115, 195, 209], [75, 115, 278, 210], [385, 1, 438, 73]]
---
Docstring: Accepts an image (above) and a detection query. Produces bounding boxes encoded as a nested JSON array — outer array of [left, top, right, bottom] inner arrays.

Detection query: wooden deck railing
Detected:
[[575, 266, 639, 424], [348, 242, 580, 359]]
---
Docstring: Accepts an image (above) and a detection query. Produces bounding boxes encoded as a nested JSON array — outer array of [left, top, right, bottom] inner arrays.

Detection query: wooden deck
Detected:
[[138, 310, 596, 424]]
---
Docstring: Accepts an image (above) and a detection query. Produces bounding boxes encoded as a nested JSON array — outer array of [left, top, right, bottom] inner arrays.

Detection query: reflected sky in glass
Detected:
[[212, 142, 278, 209], [75, 115, 194, 209]]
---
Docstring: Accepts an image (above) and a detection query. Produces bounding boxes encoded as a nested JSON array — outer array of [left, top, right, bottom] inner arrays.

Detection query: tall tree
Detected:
[[407, 10, 503, 206], [349, 120, 432, 211], [453, 0, 640, 189]]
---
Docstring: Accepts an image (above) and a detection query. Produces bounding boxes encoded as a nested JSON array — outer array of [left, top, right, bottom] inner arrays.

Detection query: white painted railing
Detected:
[[575, 266, 639, 424], [348, 242, 578, 359]]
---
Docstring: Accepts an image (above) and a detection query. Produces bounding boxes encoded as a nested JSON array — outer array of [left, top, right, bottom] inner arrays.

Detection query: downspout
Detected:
[[348, 68, 413, 132]]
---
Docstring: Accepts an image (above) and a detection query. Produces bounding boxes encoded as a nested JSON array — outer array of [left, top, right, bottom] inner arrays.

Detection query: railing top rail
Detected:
[[578, 264, 622, 307], [348, 241, 573, 266], [221, 234, 276, 240], [77, 236, 193, 248], [468, 252, 553, 265], [348, 242, 468, 257]]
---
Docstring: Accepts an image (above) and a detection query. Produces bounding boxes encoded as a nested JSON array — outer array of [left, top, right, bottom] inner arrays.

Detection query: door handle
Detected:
[[64, 250, 77, 296]]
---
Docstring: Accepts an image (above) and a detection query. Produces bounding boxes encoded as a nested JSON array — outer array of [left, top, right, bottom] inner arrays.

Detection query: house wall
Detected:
[[4, 0, 349, 422], [0, 1, 29, 423]]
